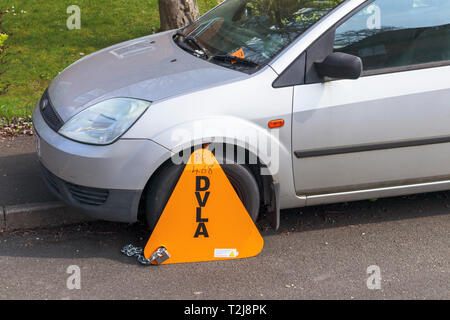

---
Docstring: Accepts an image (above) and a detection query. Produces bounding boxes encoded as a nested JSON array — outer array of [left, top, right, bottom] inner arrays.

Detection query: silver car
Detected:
[[33, 0, 450, 230]]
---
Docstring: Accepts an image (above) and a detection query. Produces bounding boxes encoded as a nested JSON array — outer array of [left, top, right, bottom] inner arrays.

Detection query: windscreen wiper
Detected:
[[175, 31, 259, 68], [175, 30, 209, 57], [210, 54, 259, 68]]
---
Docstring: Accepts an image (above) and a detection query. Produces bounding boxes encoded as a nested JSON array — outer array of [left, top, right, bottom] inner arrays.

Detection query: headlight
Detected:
[[59, 98, 150, 145]]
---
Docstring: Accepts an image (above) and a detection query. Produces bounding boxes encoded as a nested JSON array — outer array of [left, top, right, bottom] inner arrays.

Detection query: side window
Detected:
[[334, 0, 450, 71]]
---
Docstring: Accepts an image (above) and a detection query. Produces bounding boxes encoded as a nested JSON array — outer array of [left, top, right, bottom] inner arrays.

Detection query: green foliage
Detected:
[[0, 10, 9, 98], [0, 33, 7, 47]]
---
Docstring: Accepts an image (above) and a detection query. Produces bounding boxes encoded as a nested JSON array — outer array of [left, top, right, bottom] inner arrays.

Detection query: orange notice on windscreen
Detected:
[[230, 48, 246, 59], [230, 48, 246, 63]]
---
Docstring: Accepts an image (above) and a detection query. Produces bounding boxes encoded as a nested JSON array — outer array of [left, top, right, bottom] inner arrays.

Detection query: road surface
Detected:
[[1, 192, 448, 300]]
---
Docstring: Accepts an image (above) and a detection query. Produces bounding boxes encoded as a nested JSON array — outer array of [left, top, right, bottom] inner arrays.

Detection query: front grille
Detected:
[[66, 182, 109, 206], [41, 164, 61, 195], [40, 89, 64, 132], [40, 162, 109, 207]]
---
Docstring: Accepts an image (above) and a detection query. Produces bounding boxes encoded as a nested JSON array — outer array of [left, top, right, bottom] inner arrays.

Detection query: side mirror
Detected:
[[314, 52, 363, 80]]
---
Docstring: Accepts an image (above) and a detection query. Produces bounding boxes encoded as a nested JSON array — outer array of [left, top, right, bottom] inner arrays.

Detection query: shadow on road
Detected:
[[0, 153, 58, 206], [270, 190, 450, 235], [1, 189, 450, 264]]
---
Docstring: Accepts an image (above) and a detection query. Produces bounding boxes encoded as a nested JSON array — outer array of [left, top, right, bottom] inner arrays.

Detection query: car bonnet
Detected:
[[48, 31, 247, 122]]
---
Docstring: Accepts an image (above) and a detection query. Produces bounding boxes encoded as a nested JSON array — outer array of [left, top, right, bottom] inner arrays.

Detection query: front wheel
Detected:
[[145, 161, 260, 231]]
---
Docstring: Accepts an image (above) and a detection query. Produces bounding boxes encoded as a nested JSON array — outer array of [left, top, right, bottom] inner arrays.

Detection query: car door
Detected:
[[292, 0, 450, 197]]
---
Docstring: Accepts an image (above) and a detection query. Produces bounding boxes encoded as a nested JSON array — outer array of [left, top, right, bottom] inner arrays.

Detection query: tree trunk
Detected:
[[159, 0, 200, 31]]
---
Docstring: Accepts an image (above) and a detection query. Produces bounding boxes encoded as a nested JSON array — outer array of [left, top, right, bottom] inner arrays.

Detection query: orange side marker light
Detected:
[[268, 119, 285, 129]]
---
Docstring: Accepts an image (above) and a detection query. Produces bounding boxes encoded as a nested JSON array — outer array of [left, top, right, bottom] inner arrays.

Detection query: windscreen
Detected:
[[183, 0, 345, 66]]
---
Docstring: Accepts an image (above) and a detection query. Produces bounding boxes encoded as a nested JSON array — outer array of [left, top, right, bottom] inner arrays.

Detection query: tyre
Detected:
[[145, 160, 260, 230]]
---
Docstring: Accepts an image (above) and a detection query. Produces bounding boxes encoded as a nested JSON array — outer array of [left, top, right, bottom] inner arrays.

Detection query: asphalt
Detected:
[[0, 136, 449, 300], [0, 136, 58, 206], [1, 191, 449, 299]]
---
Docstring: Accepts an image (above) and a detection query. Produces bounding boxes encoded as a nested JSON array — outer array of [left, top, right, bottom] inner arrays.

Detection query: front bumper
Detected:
[[32, 102, 171, 223], [40, 162, 142, 222]]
